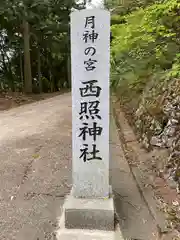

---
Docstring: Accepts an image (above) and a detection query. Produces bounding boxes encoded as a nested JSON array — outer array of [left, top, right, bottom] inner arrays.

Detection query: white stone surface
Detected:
[[64, 193, 114, 210], [71, 9, 110, 198], [56, 229, 116, 240]]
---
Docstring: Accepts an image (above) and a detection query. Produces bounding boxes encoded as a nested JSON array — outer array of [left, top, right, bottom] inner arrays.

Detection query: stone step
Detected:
[[56, 228, 124, 240]]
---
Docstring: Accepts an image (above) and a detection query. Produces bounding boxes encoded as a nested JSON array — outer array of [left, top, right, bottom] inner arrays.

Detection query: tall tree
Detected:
[[0, 0, 82, 93], [23, 20, 32, 93]]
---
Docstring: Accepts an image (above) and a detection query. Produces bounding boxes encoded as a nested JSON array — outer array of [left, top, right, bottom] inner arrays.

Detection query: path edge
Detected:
[[111, 95, 169, 238]]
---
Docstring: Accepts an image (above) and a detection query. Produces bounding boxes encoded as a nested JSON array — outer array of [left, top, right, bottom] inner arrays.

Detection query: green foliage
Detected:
[[168, 54, 180, 78], [106, 0, 156, 15], [111, 0, 180, 98], [111, 15, 126, 25], [0, 0, 80, 93]]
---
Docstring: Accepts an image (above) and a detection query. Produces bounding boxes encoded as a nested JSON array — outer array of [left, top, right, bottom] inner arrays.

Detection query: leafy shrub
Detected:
[[111, 0, 180, 95]]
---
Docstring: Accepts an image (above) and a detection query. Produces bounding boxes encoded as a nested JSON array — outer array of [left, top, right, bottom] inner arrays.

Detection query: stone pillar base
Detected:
[[64, 187, 115, 231]]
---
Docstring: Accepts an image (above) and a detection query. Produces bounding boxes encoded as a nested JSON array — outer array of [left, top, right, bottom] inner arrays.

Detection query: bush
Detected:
[[111, 0, 180, 95]]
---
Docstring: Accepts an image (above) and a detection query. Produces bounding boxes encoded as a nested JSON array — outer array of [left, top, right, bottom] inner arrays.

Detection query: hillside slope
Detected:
[[111, 0, 180, 235]]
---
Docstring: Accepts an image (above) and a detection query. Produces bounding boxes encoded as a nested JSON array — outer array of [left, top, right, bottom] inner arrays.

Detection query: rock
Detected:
[[135, 106, 144, 118], [171, 119, 179, 124], [135, 119, 142, 129], [150, 136, 164, 147], [172, 200, 179, 207], [142, 134, 150, 149], [164, 127, 176, 137], [176, 112, 180, 118], [167, 177, 177, 189], [171, 151, 180, 158], [132, 75, 180, 192], [166, 138, 176, 148]]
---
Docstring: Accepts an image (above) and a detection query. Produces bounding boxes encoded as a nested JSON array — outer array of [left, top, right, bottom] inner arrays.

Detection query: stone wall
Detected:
[[134, 78, 180, 192]]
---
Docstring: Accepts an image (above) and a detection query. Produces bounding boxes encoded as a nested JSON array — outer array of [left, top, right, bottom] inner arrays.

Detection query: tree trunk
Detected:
[[23, 20, 32, 93], [50, 70, 54, 93], [67, 54, 71, 88], [19, 50, 23, 88], [8, 66, 15, 92], [37, 47, 42, 93]]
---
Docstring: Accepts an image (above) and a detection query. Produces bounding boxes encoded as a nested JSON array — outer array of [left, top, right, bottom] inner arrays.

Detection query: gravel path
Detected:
[[0, 93, 72, 240], [0, 93, 158, 240]]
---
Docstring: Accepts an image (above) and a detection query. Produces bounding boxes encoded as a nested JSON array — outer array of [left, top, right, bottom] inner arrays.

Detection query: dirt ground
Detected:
[[0, 91, 68, 111], [0, 93, 72, 239]]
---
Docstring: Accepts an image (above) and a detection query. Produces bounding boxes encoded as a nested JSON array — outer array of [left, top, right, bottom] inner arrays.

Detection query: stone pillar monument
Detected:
[[64, 6, 114, 231]]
